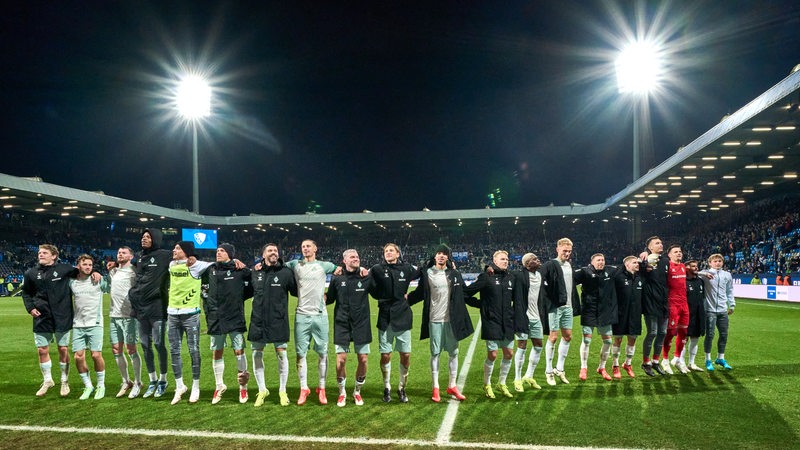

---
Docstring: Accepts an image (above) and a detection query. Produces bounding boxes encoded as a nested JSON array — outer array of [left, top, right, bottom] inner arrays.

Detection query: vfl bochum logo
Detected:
[[193, 232, 207, 246]]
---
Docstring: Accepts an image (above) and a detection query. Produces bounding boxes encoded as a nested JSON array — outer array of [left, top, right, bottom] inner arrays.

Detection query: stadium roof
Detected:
[[1, 67, 798, 230]]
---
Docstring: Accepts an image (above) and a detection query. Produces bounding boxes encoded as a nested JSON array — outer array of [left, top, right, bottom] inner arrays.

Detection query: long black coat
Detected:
[[247, 261, 296, 344], [612, 266, 643, 336], [575, 265, 618, 328], [640, 254, 669, 319], [326, 270, 375, 347], [22, 263, 79, 333], [686, 277, 706, 337], [369, 261, 421, 332], [463, 264, 516, 342], [540, 259, 582, 316], [204, 261, 252, 335], [512, 268, 550, 336], [408, 264, 474, 342], [129, 228, 172, 320]]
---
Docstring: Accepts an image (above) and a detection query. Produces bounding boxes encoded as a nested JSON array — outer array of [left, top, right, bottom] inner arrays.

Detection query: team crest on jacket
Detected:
[[400, 271, 405, 277], [508, 280, 512, 287], [53, 271, 58, 277], [226, 270, 231, 276], [150, 257, 155, 264], [273, 276, 278, 283], [357, 281, 362, 288]]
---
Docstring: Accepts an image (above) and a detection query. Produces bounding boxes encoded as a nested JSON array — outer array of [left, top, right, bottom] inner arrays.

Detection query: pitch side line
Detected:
[[0, 424, 627, 450], [435, 318, 482, 444]]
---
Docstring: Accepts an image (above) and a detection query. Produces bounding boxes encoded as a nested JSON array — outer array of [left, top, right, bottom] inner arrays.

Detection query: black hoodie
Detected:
[[128, 228, 173, 320], [463, 263, 517, 342], [22, 262, 79, 333]]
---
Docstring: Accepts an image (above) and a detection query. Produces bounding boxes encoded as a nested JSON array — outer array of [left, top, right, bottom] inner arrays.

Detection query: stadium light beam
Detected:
[[615, 39, 662, 181], [176, 75, 211, 214]]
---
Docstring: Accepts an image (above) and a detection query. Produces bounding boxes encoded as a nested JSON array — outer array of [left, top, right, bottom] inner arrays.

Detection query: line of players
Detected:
[[22, 230, 735, 406]]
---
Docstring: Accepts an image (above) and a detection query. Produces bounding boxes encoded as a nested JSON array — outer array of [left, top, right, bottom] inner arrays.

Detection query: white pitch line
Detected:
[[0, 424, 627, 450], [435, 318, 482, 445]]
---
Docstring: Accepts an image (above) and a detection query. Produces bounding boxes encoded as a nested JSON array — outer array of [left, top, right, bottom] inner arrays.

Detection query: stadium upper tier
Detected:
[[0, 67, 798, 231]]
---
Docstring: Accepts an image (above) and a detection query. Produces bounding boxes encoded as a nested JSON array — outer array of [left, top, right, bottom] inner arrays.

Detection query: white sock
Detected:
[[159, 373, 167, 382], [297, 356, 308, 389], [337, 377, 346, 396], [625, 344, 636, 366], [381, 362, 391, 389], [60, 362, 70, 383], [705, 352, 712, 361], [579, 341, 590, 369], [96, 370, 105, 388], [545, 340, 555, 373], [355, 376, 365, 395], [688, 338, 699, 365], [514, 347, 526, 381], [174, 376, 185, 390], [598, 341, 611, 369], [192, 378, 200, 393], [499, 358, 512, 385], [318, 353, 328, 388], [148, 371, 157, 383], [399, 363, 409, 389], [79, 371, 92, 388], [212, 359, 225, 387], [718, 352, 725, 360], [524, 346, 541, 379], [114, 353, 129, 382], [611, 346, 621, 366], [448, 354, 458, 388], [556, 340, 570, 372], [483, 358, 495, 385], [237, 354, 248, 389], [130, 352, 142, 383], [253, 350, 266, 392], [430, 354, 440, 389], [40, 360, 53, 383], [277, 351, 289, 392]]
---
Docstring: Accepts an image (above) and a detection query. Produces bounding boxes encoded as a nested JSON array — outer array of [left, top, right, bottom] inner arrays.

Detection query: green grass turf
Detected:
[[0, 295, 798, 449]]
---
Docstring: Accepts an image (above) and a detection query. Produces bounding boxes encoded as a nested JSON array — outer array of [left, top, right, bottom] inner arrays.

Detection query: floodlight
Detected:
[[176, 75, 211, 119], [615, 40, 662, 94]]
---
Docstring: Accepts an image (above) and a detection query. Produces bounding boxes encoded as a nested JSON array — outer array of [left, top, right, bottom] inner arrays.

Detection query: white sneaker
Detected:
[[688, 363, 705, 372], [553, 368, 570, 384], [189, 385, 200, 403], [171, 385, 188, 405], [36, 379, 55, 397], [60, 381, 71, 397], [116, 380, 134, 398], [545, 372, 556, 386], [211, 384, 227, 405], [660, 359, 674, 375], [128, 382, 143, 399]]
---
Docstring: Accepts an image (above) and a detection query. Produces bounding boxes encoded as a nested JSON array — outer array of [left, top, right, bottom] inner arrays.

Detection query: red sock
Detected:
[[674, 328, 687, 358], [663, 328, 676, 360]]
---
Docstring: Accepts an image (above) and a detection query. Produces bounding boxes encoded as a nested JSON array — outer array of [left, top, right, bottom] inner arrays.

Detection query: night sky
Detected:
[[2, 1, 799, 216]]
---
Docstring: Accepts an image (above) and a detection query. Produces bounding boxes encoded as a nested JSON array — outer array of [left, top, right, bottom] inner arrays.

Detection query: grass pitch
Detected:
[[0, 296, 798, 449]]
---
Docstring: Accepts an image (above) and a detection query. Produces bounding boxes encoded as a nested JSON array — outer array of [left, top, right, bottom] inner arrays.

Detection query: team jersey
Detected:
[[286, 259, 337, 315], [109, 265, 136, 318], [70, 277, 109, 328], [666, 261, 687, 305]]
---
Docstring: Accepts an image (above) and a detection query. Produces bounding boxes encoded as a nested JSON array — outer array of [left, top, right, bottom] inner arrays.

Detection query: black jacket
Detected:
[[408, 262, 474, 342], [22, 263, 79, 333], [686, 276, 706, 337], [128, 228, 172, 320], [575, 265, 618, 327], [612, 266, 642, 336], [464, 264, 516, 341], [247, 261, 297, 344], [326, 269, 375, 346], [640, 253, 669, 319], [512, 268, 550, 336], [540, 259, 582, 316], [204, 261, 252, 335], [369, 261, 421, 332]]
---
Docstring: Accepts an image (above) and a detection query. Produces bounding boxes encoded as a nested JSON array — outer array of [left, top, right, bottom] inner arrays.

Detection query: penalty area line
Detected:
[[0, 424, 625, 450]]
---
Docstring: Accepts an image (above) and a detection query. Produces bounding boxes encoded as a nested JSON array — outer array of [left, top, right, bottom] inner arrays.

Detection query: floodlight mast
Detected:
[[176, 75, 211, 214]]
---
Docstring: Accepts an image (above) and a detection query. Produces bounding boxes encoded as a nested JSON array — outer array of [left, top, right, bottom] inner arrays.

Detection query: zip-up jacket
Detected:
[[128, 228, 172, 320], [204, 260, 252, 335], [369, 261, 421, 332], [464, 263, 516, 341], [22, 263, 79, 333], [640, 253, 669, 319], [511, 268, 549, 336], [698, 268, 735, 313], [575, 264, 618, 327], [612, 266, 642, 336], [326, 269, 375, 347], [540, 258, 582, 316], [247, 260, 297, 344]]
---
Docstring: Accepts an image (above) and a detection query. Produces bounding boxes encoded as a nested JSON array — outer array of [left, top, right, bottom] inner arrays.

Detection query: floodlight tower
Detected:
[[176, 75, 211, 214], [615, 40, 662, 181], [616, 40, 662, 244]]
